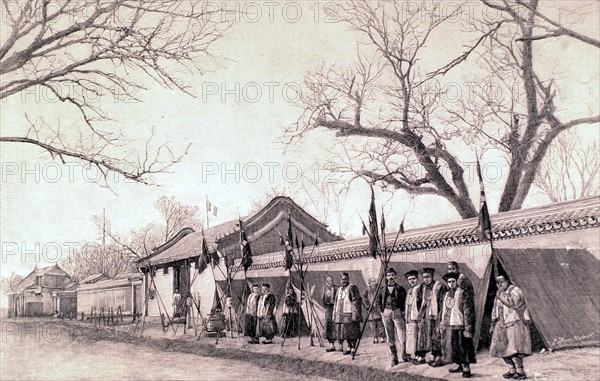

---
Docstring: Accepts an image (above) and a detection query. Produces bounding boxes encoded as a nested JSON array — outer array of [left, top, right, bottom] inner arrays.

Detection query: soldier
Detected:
[[404, 269, 421, 361], [256, 283, 277, 344], [439, 272, 476, 378], [245, 284, 261, 344], [447, 261, 474, 301], [414, 267, 447, 366], [333, 272, 362, 356], [490, 274, 532, 380], [363, 277, 385, 344], [322, 276, 338, 352]]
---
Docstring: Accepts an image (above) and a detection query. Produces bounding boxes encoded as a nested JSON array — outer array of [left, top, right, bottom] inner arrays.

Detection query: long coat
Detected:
[[256, 292, 278, 339], [333, 284, 362, 340], [244, 292, 260, 337], [322, 284, 338, 341], [439, 288, 476, 364], [490, 285, 532, 358], [416, 281, 447, 353]]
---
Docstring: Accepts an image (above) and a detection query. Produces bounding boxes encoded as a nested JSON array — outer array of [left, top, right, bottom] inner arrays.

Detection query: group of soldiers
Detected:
[[321, 262, 533, 379], [238, 261, 533, 379]]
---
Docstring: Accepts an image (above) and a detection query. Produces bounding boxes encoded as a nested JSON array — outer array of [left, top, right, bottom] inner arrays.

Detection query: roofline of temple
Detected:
[[231, 196, 600, 271]]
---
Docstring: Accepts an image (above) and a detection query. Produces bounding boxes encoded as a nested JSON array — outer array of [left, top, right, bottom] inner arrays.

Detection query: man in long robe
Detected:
[[333, 272, 362, 356], [363, 277, 385, 344], [404, 269, 421, 361], [245, 284, 261, 344], [256, 283, 277, 344], [376, 267, 408, 367], [322, 276, 338, 352], [439, 272, 476, 378], [415, 267, 447, 366], [447, 261, 475, 301], [490, 274, 532, 380]]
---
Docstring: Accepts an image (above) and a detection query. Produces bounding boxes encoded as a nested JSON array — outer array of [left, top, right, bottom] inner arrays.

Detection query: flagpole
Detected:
[[352, 206, 405, 360], [476, 153, 497, 278], [205, 195, 209, 229]]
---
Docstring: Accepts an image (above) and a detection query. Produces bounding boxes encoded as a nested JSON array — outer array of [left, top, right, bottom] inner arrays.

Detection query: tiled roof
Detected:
[[80, 273, 108, 284], [137, 196, 339, 267], [77, 273, 142, 292], [230, 196, 600, 271], [136, 219, 239, 266]]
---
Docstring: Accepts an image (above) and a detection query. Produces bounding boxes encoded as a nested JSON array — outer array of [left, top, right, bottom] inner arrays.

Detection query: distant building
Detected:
[[136, 196, 342, 321], [76, 272, 143, 319], [5, 264, 77, 317]]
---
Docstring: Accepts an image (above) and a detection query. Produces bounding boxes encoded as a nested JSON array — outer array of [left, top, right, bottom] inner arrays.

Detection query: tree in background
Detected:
[[535, 132, 599, 202], [60, 195, 202, 280], [156, 195, 203, 241], [0, 273, 24, 292], [288, 0, 599, 218], [0, 0, 225, 185]]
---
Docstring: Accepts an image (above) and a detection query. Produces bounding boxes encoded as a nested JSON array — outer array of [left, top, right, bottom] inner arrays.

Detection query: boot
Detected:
[[390, 345, 400, 367]]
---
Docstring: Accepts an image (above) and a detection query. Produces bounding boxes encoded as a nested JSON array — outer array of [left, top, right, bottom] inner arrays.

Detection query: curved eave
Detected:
[[230, 197, 600, 272]]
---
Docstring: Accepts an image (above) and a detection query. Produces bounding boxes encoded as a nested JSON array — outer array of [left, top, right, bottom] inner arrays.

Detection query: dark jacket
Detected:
[[377, 283, 407, 313]]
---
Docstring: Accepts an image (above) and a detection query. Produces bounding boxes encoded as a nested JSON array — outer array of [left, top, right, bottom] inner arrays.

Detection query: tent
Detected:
[[215, 269, 370, 338], [474, 248, 600, 351], [216, 273, 311, 336]]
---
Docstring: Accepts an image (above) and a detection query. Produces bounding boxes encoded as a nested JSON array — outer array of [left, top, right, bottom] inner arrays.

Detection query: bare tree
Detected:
[[298, 171, 350, 236], [0, 0, 224, 185], [129, 222, 163, 258], [155, 195, 202, 241], [535, 132, 599, 202], [1, 273, 24, 291], [287, 0, 599, 217], [463, 0, 600, 211], [60, 241, 136, 281]]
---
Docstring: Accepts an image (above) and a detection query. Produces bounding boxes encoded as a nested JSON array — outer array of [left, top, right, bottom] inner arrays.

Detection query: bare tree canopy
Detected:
[[59, 195, 202, 279], [0, 0, 224, 185], [155, 195, 202, 242], [535, 132, 599, 203], [287, 0, 599, 218], [1, 273, 24, 291]]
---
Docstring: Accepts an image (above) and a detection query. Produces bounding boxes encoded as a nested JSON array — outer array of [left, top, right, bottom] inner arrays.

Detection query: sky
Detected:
[[1, 0, 599, 303]]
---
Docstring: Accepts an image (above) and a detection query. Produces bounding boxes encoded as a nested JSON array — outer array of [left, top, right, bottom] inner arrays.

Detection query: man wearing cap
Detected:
[[333, 272, 362, 356], [415, 267, 447, 366], [447, 261, 474, 301], [363, 277, 385, 344], [377, 267, 408, 367], [245, 284, 261, 344], [256, 283, 277, 344], [404, 270, 421, 362], [322, 276, 339, 352], [440, 272, 476, 378], [490, 274, 532, 380]]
